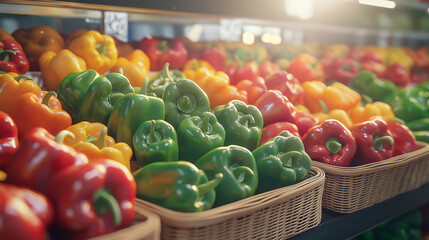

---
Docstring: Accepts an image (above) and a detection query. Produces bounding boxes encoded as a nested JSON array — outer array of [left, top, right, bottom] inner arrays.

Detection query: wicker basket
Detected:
[[313, 141, 429, 214], [90, 199, 161, 240], [136, 166, 325, 240]]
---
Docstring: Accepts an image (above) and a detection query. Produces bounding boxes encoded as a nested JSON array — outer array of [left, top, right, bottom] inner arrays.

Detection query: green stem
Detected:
[[238, 115, 255, 127], [177, 94, 197, 114], [325, 138, 342, 154], [0, 49, 16, 61], [200, 113, 212, 134], [146, 120, 162, 145], [95, 39, 108, 56], [139, 77, 149, 95], [230, 164, 253, 184], [55, 130, 75, 143], [192, 59, 199, 70], [93, 188, 122, 226], [373, 136, 394, 152], [42, 91, 56, 106], [95, 127, 108, 148], [14, 75, 33, 81], [318, 99, 329, 114], [161, 62, 173, 80], [158, 40, 169, 52], [279, 151, 302, 167], [118, 68, 124, 75], [361, 94, 373, 105], [197, 173, 223, 195]]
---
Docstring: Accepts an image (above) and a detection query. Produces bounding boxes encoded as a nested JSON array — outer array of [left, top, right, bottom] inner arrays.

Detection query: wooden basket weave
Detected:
[[136, 166, 325, 240], [313, 141, 429, 214]]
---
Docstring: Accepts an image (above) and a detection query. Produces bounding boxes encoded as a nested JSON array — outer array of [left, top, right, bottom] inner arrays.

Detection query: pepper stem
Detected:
[[55, 130, 75, 143], [373, 136, 394, 152], [14, 75, 33, 81], [161, 63, 173, 80], [192, 59, 199, 70], [93, 188, 122, 226], [95, 39, 108, 56], [177, 94, 197, 114], [318, 99, 329, 114], [140, 77, 149, 95], [238, 115, 255, 127], [197, 173, 223, 195], [158, 40, 169, 52], [0, 49, 16, 61], [361, 94, 373, 105], [325, 138, 342, 154], [118, 68, 124, 75], [42, 91, 56, 107], [200, 114, 212, 134], [230, 164, 254, 184], [279, 151, 302, 167], [93, 127, 108, 148], [146, 120, 162, 145]]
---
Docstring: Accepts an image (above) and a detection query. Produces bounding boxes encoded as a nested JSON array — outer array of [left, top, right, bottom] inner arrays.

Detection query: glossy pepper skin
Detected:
[[107, 78, 165, 147], [0, 39, 30, 74], [259, 60, 280, 79], [348, 70, 397, 102], [287, 53, 325, 83], [349, 119, 395, 166], [195, 145, 258, 206], [111, 49, 150, 87], [133, 120, 179, 167], [295, 112, 319, 137], [163, 79, 210, 129], [350, 102, 395, 124], [383, 63, 411, 87], [259, 122, 300, 147], [255, 90, 297, 126], [6, 128, 88, 193], [200, 47, 227, 71], [253, 131, 312, 193], [236, 77, 267, 105], [0, 27, 14, 41], [313, 108, 354, 129], [0, 73, 41, 114], [213, 100, 263, 151], [324, 58, 360, 84], [46, 159, 136, 239], [228, 61, 260, 85], [142, 37, 188, 71], [0, 111, 18, 171], [39, 49, 87, 91], [0, 183, 54, 240], [385, 87, 429, 123], [148, 63, 185, 98], [387, 122, 419, 157], [265, 70, 304, 105], [178, 112, 225, 162], [303, 120, 357, 167]]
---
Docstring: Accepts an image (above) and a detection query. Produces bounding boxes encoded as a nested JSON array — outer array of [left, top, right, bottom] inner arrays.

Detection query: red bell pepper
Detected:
[[6, 128, 88, 193], [140, 37, 188, 71], [200, 47, 226, 72], [236, 77, 267, 105], [259, 122, 300, 147], [324, 58, 360, 84], [349, 119, 395, 166], [259, 60, 280, 79], [0, 39, 29, 74], [387, 122, 419, 157], [295, 112, 319, 137], [286, 53, 325, 83], [228, 60, 260, 85], [264, 70, 303, 105], [255, 90, 297, 126], [46, 159, 136, 239], [0, 111, 18, 171], [0, 183, 54, 240], [383, 63, 411, 87], [410, 66, 429, 84], [302, 119, 357, 167], [359, 51, 386, 78]]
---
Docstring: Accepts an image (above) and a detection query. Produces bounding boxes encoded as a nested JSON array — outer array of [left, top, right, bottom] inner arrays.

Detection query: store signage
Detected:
[[220, 18, 242, 41], [104, 11, 128, 42]]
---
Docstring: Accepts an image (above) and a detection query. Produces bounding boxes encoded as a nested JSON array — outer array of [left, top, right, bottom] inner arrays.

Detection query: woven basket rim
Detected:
[[313, 141, 429, 176]]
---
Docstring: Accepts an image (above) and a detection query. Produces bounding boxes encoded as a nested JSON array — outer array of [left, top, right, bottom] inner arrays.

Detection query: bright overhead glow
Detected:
[[242, 32, 255, 45], [186, 24, 204, 42], [261, 33, 282, 45], [284, 0, 314, 20], [358, 0, 396, 9]]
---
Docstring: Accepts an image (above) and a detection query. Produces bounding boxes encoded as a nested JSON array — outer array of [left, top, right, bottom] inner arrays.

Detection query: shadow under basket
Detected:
[[313, 141, 429, 214], [136, 166, 325, 240]]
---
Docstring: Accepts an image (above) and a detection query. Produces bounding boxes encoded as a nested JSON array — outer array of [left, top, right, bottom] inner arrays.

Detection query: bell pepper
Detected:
[[39, 49, 87, 91], [383, 63, 411, 87], [141, 37, 188, 71], [65, 28, 88, 47], [111, 49, 150, 87], [112, 36, 134, 58], [252, 130, 312, 192], [0, 39, 29, 74], [386, 47, 414, 71], [387, 122, 419, 157], [0, 183, 53, 240], [200, 47, 227, 72], [0, 111, 18, 171], [228, 60, 260, 85], [350, 102, 395, 124], [46, 159, 136, 239], [302, 119, 357, 167], [64, 121, 115, 146], [68, 30, 118, 74], [236, 77, 267, 105], [324, 58, 360, 84], [133, 120, 179, 167], [302, 81, 361, 113], [12, 25, 64, 71], [410, 66, 429, 84], [9, 91, 72, 137], [287, 53, 325, 83], [349, 119, 394, 166], [313, 108, 354, 129], [359, 51, 387, 78], [0, 27, 14, 41], [405, 118, 429, 132], [259, 60, 280, 79], [0, 73, 41, 114], [295, 112, 319, 137], [134, 161, 222, 212], [412, 131, 429, 143], [107, 78, 165, 147], [255, 90, 297, 126], [259, 122, 300, 147], [78, 71, 135, 124], [195, 145, 258, 206], [57, 69, 99, 121], [163, 79, 210, 129], [213, 100, 263, 151], [385, 87, 429, 123], [183, 58, 215, 72], [148, 63, 185, 98], [265, 70, 304, 105], [348, 70, 397, 102], [6, 128, 88, 193]]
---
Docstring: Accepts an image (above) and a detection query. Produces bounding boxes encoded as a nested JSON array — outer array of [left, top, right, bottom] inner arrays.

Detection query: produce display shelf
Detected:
[[289, 182, 429, 240]]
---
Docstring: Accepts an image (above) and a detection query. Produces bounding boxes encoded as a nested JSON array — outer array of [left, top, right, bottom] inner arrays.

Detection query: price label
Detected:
[[220, 18, 242, 41], [104, 11, 128, 42]]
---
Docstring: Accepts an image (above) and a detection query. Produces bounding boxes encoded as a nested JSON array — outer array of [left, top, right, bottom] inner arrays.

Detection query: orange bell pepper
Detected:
[[12, 25, 64, 71], [0, 27, 14, 41], [183, 58, 215, 72], [39, 49, 87, 91], [313, 109, 354, 128], [67, 30, 118, 74], [350, 102, 395, 124], [64, 122, 132, 170], [287, 53, 325, 83], [9, 91, 72, 137], [303, 81, 361, 113], [111, 49, 150, 87], [0, 73, 41, 114], [294, 104, 311, 114]]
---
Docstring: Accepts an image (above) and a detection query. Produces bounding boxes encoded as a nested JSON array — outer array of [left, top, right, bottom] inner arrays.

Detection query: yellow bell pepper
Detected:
[[385, 47, 414, 70], [313, 109, 354, 129], [111, 49, 150, 87], [68, 30, 118, 74], [183, 58, 215, 72], [349, 102, 395, 124], [294, 104, 310, 114], [39, 49, 87, 91]]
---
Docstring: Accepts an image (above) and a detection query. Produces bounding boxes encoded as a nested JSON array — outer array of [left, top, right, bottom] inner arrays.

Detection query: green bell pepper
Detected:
[[57, 69, 99, 121], [412, 130, 429, 143], [133, 161, 223, 212], [79, 71, 134, 124], [348, 70, 397, 102], [163, 79, 210, 129], [148, 63, 186, 98], [213, 100, 263, 151], [107, 77, 165, 147], [385, 87, 429, 123], [195, 145, 258, 206], [177, 112, 225, 162], [252, 130, 312, 193], [406, 118, 429, 131], [418, 80, 429, 92], [133, 120, 179, 167]]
